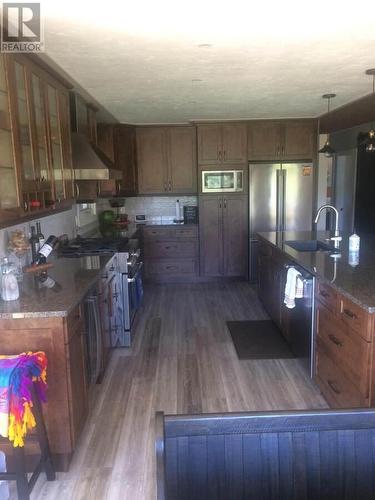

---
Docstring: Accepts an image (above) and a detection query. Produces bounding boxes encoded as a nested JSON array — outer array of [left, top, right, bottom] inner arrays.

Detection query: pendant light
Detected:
[[318, 93, 336, 157], [362, 69, 375, 153]]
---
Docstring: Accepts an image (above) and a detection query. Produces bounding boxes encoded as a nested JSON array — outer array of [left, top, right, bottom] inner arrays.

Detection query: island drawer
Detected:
[[339, 297, 371, 341], [316, 350, 366, 408], [316, 281, 337, 313], [316, 303, 370, 397]]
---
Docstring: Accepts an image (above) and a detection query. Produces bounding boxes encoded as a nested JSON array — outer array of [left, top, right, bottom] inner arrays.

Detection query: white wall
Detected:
[[0, 207, 76, 262]]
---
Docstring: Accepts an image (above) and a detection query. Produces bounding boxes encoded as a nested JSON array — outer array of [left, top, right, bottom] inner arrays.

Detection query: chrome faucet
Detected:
[[314, 204, 342, 242]]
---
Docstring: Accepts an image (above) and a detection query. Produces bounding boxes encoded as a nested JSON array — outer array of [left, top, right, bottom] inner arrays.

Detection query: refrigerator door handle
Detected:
[[276, 169, 283, 231], [281, 169, 287, 231]]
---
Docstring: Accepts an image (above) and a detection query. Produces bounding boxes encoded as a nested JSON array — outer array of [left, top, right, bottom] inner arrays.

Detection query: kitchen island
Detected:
[[0, 256, 113, 471], [257, 230, 375, 409]]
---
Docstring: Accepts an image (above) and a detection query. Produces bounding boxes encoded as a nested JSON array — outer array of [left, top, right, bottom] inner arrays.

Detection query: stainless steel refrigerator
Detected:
[[249, 162, 314, 281]]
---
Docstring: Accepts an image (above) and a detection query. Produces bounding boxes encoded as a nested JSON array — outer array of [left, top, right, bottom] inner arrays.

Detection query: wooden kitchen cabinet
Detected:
[[137, 126, 197, 195], [197, 123, 247, 165], [199, 195, 248, 278], [248, 120, 316, 161], [137, 127, 166, 194], [0, 54, 21, 217], [96, 123, 138, 195], [315, 279, 375, 409], [0, 54, 73, 219], [167, 126, 197, 193], [0, 302, 89, 471], [144, 225, 199, 282], [66, 319, 88, 447]]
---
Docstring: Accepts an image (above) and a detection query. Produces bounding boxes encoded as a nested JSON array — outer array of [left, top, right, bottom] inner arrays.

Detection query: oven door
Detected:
[[122, 262, 143, 331]]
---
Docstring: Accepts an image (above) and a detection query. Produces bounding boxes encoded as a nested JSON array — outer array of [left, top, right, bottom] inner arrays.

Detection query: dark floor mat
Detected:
[[226, 320, 294, 360]]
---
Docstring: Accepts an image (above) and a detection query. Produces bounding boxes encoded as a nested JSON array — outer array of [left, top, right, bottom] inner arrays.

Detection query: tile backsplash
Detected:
[[97, 196, 198, 222], [0, 208, 76, 261], [0, 195, 198, 260]]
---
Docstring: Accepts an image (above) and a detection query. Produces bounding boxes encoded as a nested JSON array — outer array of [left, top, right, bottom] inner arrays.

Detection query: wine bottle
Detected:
[[29, 226, 40, 262], [33, 235, 58, 265], [36, 222, 45, 248]]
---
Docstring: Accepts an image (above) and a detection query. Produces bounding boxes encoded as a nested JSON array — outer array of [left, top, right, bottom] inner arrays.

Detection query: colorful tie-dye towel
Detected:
[[0, 352, 47, 447]]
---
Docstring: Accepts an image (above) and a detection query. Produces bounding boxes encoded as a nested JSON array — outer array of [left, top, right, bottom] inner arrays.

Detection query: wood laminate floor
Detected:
[[28, 282, 326, 500]]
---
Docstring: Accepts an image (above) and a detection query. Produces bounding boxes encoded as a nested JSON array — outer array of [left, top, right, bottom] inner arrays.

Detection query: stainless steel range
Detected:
[[60, 236, 143, 347]]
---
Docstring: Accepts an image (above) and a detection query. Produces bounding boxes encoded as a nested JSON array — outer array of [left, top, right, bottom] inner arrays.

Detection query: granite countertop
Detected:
[[0, 255, 111, 320], [257, 230, 375, 313]]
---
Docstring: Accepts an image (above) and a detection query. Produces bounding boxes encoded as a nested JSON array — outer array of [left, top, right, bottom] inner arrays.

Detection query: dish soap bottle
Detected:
[[1, 257, 19, 301], [349, 231, 360, 252]]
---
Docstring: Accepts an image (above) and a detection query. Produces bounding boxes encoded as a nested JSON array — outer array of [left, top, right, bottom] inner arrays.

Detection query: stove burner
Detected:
[[59, 236, 130, 257]]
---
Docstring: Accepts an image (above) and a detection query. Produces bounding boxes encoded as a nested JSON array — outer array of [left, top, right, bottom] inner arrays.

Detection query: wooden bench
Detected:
[[156, 408, 375, 499]]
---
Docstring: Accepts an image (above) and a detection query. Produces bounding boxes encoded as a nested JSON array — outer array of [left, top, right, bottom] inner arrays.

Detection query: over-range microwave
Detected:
[[201, 170, 244, 193]]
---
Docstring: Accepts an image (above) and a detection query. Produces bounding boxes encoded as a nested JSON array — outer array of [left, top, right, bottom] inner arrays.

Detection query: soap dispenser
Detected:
[[349, 231, 360, 252]]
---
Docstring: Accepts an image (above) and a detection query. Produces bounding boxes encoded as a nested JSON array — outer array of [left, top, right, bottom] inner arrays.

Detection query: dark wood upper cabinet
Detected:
[[199, 194, 248, 278], [114, 125, 138, 196], [0, 54, 73, 220], [248, 120, 316, 161], [247, 121, 281, 160], [137, 125, 197, 195], [96, 123, 138, 196], [197, 123, 247, 166], [137, 127, 166, 194], [0, 54, 21, 218], [283, 121, 316, 160], [167, 126, 197, 193]]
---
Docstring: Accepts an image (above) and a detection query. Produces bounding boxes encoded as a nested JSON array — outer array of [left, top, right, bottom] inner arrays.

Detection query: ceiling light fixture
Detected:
[[361, 69, 375, 153], [318, 93, 336, 158]]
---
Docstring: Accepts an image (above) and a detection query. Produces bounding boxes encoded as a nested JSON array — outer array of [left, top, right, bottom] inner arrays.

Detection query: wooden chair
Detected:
[[156, 408, 375, 500], [0, 384, 55, 500]]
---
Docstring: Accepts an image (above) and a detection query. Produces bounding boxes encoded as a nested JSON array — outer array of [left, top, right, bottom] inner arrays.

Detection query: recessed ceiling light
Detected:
[[197, 43, 212, 48], [192, 79, 203, 83]]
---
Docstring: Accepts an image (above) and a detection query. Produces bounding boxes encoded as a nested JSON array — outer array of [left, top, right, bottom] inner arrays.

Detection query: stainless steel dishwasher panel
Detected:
[[286, 270, 315, 378]]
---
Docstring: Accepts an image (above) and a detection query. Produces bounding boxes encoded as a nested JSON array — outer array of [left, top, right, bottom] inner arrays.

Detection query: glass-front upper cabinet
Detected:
[[0, 55, 19, 212], [13, 60, 35, 189], [58, 91, 73, 200], [46, 84, 65, 201], [30, 72, 50, 187]]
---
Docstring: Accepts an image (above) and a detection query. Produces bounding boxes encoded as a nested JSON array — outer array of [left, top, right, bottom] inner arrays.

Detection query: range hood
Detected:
[[72, 132, 122, 180], [70, 91, 121, 181]]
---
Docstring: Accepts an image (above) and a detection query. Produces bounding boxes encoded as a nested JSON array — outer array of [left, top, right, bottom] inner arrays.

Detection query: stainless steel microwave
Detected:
[[201, 170, 244, 193]]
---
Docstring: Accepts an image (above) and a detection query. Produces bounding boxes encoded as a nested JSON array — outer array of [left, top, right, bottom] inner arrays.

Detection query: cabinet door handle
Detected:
[[218, 151, 222, 162], [219, 200, 222, 209], [224, 199, 227, 209], [327, 380, 341, 394], [343, 308, 357, 319], [75, 182, 80, 199], [168, 180, 172, 191], [223, 150, 226, 161], [328, 334, 343, 347], [276, 146, 279, 156]]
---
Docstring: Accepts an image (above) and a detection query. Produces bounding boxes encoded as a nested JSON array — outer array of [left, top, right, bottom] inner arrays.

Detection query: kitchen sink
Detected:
[[284, 239, 339, 253]]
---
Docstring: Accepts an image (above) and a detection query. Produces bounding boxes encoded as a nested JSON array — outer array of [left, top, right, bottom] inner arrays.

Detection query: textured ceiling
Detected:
[[43, 0, 375, 124]]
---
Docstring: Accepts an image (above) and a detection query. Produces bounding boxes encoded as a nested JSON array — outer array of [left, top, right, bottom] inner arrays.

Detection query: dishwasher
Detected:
[[285, 265, 315, 377]]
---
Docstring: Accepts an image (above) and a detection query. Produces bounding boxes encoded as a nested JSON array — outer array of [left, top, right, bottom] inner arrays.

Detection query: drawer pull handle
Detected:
[[320, 290, 330, 298], [166, 266, 177, 270], [327, 380, 341, 394], [328, 334, 343, 347], [343, 308, 357, 319]]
